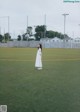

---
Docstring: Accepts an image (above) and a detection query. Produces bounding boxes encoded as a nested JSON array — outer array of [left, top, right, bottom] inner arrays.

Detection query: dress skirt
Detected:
[[35, 48, 42, 69]]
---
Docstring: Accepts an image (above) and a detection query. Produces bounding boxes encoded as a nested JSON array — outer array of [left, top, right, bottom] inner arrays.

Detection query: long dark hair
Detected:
[[39, 43, 42, 51]]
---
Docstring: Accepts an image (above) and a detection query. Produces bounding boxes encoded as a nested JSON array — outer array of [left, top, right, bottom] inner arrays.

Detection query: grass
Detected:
[[0, 48, 80, 112]]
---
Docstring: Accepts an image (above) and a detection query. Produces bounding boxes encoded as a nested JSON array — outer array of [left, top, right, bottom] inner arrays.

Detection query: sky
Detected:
[[0, 0, 80, 38]]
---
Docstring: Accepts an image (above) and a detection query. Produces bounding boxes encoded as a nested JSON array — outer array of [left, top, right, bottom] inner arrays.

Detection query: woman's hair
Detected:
[[39, 43, 42, 51]]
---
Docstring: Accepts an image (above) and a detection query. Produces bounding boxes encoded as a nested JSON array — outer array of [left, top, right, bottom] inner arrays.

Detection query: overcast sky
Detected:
[[0, 0, 80, 38]]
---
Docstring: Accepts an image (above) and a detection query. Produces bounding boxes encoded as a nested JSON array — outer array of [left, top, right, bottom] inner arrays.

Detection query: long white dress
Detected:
[[35, 48, 42, 69]]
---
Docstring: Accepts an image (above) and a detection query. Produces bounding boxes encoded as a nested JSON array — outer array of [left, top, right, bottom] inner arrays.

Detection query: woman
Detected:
[[35, 44, 42, 70]]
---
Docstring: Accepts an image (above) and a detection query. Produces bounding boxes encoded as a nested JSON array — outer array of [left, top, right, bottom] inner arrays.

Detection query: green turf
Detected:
[[0, 48, 80, 112]]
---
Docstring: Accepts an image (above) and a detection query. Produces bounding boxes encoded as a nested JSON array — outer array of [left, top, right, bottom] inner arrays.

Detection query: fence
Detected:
[[0, 40, 80, 48]]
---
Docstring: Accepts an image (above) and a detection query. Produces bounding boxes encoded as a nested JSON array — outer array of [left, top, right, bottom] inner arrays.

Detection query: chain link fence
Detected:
[[0, 40, 80, 48]]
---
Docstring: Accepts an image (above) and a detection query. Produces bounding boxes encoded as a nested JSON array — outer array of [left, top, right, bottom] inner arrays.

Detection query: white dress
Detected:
[[35, 48, 42, 69]]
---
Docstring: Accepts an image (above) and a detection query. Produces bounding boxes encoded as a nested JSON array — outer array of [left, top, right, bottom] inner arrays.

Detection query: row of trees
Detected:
[[17, 25, 69, 41], [0, 25, 69, 42], [0, 33, 11, 42], [35, 25, 66, 40]]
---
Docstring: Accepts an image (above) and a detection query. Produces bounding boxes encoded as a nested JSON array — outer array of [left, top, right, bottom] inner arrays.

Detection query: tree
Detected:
[[17, 35, 21, 41], [0, 34, 3, 42], [4, 33, 11, 41], [35, 25, 46, 40], [22, 33, 29, 41], [46, 30, 66, 39], [46, 31, 54, 38]]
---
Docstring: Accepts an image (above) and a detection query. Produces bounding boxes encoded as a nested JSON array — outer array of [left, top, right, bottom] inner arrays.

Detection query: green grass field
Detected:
[[0, 48, 80, 112]]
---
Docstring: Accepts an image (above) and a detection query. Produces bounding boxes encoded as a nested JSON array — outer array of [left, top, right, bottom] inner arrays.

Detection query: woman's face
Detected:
[[38, 44, 40, 48]]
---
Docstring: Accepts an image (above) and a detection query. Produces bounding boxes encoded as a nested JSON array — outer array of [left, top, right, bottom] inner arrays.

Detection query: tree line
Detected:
[[17, 25, 69, 41], [35, 25, 66, 40], [0, 25, 69, 42]]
